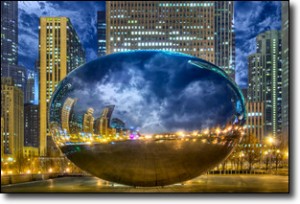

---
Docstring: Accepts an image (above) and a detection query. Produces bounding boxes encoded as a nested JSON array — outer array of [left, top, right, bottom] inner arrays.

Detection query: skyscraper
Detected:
[[1, 64, 27, 100], [247, 30, 282, 139], [1, 77, 24, 160], [214, 1, 235, 79], [281, 1, 289, 147], [1, 1, 18, 65], [25, 70, 38, 104], [97, 11, 106, 56], [24, 104, 39, 148], [106, 1, 235, 79], [39, 17, 85, 156]]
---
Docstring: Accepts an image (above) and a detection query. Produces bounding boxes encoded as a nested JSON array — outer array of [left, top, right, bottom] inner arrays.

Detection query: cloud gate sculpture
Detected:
[[49, 51, 246, 187]]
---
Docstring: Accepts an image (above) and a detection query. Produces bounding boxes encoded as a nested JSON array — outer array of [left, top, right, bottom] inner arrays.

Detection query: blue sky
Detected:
[[18, 1, 282, 88]]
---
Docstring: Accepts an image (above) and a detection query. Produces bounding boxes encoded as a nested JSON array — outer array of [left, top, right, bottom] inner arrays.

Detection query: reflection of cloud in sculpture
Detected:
[[60, 51, 242, 134]]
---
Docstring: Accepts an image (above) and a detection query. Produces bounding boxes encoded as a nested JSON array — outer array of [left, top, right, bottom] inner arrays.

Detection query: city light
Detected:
[[268, 137, 274, 145]]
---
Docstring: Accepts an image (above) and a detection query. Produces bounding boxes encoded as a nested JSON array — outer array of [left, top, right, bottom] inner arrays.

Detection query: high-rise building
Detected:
[[281, 1, 289, 147], [1, 1, 18, 65], [247, 30, 282, 139], [97, 11, 106, 56], [214, 1, 235, 79], [25, 70, 38, 104], [61, 97, 76, 133], [246, 102, 265, 142], [1, 117, 4, 159], [1, 63, 27, 101], [39, 17, 85, 156], [1, 77, 24, 160], [106, 1, 235, 79], [24, 104, 39, 148], [83, 108, 94, 133]]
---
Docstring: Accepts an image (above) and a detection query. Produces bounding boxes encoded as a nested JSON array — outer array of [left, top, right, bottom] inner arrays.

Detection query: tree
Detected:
[[243, 134, 261, 173]]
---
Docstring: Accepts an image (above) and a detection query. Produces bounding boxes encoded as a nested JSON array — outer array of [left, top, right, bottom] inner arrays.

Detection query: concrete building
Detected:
[[39, 17, 85, 156], [106, 1, 235, 79], [247, 30, 282, 139], [24, 104, 39, 148], [1, 1, 18, 65], [1, 77, 24, 160], [97, 11, 106, 56], [281, 1, 289, 147]]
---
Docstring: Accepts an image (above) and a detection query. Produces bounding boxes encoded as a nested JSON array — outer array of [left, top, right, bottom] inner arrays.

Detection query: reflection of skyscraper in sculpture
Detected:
[[61, 97, 76, 133], [98, 105, 115, 137], [83, 108, 94, 133], [111, 118, 125, 135]]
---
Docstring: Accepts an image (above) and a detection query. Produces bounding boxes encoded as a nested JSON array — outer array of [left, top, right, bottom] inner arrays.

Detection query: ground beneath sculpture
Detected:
[[1, 174, 288, 193]]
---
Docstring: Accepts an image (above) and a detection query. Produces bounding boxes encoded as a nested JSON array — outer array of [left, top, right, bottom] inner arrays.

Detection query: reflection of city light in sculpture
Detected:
[[49, 51, 246, 187]]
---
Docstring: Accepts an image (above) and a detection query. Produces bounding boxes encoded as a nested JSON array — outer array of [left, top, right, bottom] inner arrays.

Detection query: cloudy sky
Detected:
[[51, 51, 245, 134], [18, 1, 281, 88]]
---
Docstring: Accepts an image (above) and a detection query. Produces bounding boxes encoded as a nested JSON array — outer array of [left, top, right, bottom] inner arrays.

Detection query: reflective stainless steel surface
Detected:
[[49, 51, 246, 186]]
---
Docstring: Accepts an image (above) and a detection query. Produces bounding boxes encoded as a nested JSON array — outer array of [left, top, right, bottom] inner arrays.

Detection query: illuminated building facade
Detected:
[[1, 77, 24, 160], [61, 97, 76, 133], [214, 1, 235, 79], [39, 17, 85, 156], [246, 102, 265, 142], [281, 1, 289, 147], [97, 11, 106, 56], [24, 103, 40, 148], [83, 108, 94, 133], [23, 146, 39, 158], [1, 1, 18, 65], [248, 30, 282, 139], [106, 1, 235, 79], [1, 117, 4, 159]]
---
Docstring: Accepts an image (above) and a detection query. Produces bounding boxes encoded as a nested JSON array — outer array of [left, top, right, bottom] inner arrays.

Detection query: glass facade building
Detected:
[[24, 104, 40, 148], [1, 1, 18, 65], [97, 11, 106, 56], [248, 30, 282, 140]]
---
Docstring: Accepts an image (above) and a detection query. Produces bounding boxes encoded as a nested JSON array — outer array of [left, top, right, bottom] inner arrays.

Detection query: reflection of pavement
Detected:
[[1, 175, 288, 193]]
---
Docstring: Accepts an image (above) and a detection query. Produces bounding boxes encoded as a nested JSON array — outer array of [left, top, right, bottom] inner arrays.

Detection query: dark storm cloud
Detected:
[[18, 1, 105, 69], [53, 51, 244, 134], [234, 1, 281, 88], [18, 1, 281, 88]]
